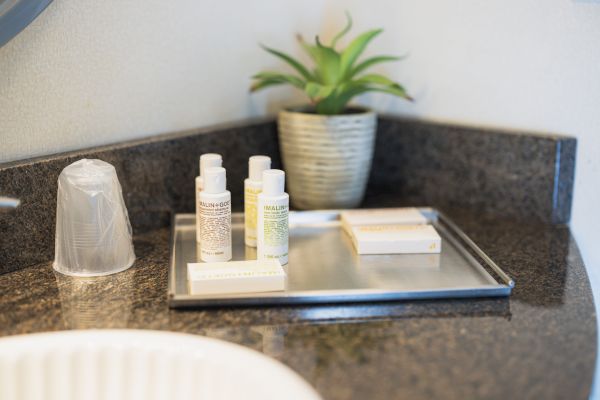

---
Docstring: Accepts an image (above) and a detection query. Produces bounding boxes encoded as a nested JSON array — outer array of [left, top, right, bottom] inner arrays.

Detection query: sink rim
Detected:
[[0, 329, 322, 400]]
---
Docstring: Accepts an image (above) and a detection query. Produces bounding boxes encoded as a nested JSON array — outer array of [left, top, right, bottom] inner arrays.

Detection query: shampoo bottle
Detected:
[[244, 155, 271, 247], [257, 169, 289, 265], [198, 167, 232, 262], [196, 153, 222, 243]]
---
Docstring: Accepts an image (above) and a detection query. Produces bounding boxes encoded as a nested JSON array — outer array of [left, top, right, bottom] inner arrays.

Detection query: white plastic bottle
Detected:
[[257, 169, 289, 265], [244, 155, 271, 247], [198, 167, 232, 262], [196, 153, 222, 243]]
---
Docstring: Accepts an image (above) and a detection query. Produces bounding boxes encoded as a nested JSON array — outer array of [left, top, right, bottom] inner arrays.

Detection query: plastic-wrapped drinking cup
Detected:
[[53, 159, 135, 276]]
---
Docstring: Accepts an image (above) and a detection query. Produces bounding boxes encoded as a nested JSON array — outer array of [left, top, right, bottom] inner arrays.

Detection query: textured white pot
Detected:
[[278, 107, 377, 209]]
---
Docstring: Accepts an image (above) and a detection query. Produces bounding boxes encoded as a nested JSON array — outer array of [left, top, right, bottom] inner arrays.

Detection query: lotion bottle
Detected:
[[198, 167, 232, 262], [244, 155, 271, 247], [257, 169, 289, 265], [196, 153, 222, 243]]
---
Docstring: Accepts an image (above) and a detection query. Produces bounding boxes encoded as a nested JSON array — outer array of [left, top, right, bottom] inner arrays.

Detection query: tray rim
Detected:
[[168, 208, 514, 308]]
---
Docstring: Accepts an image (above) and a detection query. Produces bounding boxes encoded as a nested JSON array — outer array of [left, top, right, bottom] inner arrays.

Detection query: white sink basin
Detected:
[[0, 330, 321, 400]]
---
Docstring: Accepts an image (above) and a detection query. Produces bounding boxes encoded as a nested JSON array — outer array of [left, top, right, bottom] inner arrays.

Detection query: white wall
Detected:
[[1, 0, 599, 396]]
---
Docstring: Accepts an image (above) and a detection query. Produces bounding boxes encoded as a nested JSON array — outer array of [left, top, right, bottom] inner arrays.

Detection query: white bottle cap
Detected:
[[249, 155, 271, 181], [262, 169, 285, 196], [199, 153, 222, 177], [204, 167, 226, 194]]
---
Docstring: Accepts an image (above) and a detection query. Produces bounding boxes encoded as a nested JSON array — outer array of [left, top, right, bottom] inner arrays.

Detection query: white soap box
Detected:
[[187, 259, 285, 295], [350, 224, 442, 255], [341, 207, 428, 235]]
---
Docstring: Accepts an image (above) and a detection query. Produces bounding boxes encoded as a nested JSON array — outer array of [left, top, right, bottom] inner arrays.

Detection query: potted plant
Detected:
[[251, 13, 412, 209]]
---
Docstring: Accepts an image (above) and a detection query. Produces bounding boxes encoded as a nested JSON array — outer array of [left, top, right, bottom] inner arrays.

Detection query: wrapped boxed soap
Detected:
[[341, 207, 427, 235], [350, 224, 442, 255], [187, 259, 285, 295]]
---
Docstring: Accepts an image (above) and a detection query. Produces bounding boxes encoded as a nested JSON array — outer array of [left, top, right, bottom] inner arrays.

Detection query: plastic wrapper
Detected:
[[53, 159, 135, 276]]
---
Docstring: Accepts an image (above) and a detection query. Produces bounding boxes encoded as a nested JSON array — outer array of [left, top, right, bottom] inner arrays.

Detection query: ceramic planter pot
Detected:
[[278, 106, 377, 210]]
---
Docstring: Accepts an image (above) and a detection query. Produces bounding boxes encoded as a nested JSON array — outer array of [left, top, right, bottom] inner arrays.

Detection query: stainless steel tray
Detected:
[[168, 208, 514, 308]]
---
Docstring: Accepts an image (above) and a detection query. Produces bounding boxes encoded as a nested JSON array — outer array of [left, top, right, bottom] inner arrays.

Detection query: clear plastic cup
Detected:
[[53, 159, 135, 276]]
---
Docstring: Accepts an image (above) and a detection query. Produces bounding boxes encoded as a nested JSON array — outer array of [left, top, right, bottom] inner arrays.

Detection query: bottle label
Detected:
[[258, 198, 289, 265], [199, 199, 231, 257], [244, 186, 261, 242], [263, 205, 289, 247]]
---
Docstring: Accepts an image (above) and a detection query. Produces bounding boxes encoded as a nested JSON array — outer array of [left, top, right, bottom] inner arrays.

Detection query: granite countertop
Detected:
[[0, 209, 595, 400]]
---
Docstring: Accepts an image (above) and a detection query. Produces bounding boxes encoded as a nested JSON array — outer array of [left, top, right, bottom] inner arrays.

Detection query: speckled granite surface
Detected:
[[0, 117, 590, 398], [0, 208, 595, 399], [367, 117, 576, 224], [0, 116, 574, 275]]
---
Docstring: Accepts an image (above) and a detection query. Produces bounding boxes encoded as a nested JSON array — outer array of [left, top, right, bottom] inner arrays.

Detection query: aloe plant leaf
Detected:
[[353, 74, 412, 99], [260, 45, 313, 80], [349, 55, 403, 78], [354, 73, 399, 86], [314, 92, 345, 114], [253, 16, 412, 114], [250, 79, 287, 92], [309, 37, 342, 84], [252, 71, 305, 89], [315, 82, 369, 114], [297, 35, 342, 84], [297, 35, 320, 63], [330, 11, 353, 48], [315, 99, 340, 115], [305, 82, 335, 101], [364, 85, 413, 101], [340, 29, 382, 78], [314, 78, 412, 114], [333, 82, 370, 106]]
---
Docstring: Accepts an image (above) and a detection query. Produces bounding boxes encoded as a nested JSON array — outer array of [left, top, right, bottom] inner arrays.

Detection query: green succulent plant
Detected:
[[250, 13, 412, 115]]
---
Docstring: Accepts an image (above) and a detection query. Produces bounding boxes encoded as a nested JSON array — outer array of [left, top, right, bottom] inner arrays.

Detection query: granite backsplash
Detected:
[[0, 116, 575, 274]]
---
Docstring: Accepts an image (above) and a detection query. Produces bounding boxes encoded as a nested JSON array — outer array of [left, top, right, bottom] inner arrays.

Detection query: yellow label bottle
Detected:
[[244, 156, 271, 247]]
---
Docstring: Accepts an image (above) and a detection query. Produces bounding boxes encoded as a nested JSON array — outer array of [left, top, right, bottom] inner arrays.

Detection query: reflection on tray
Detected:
[[356, 254, 441, 269]]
